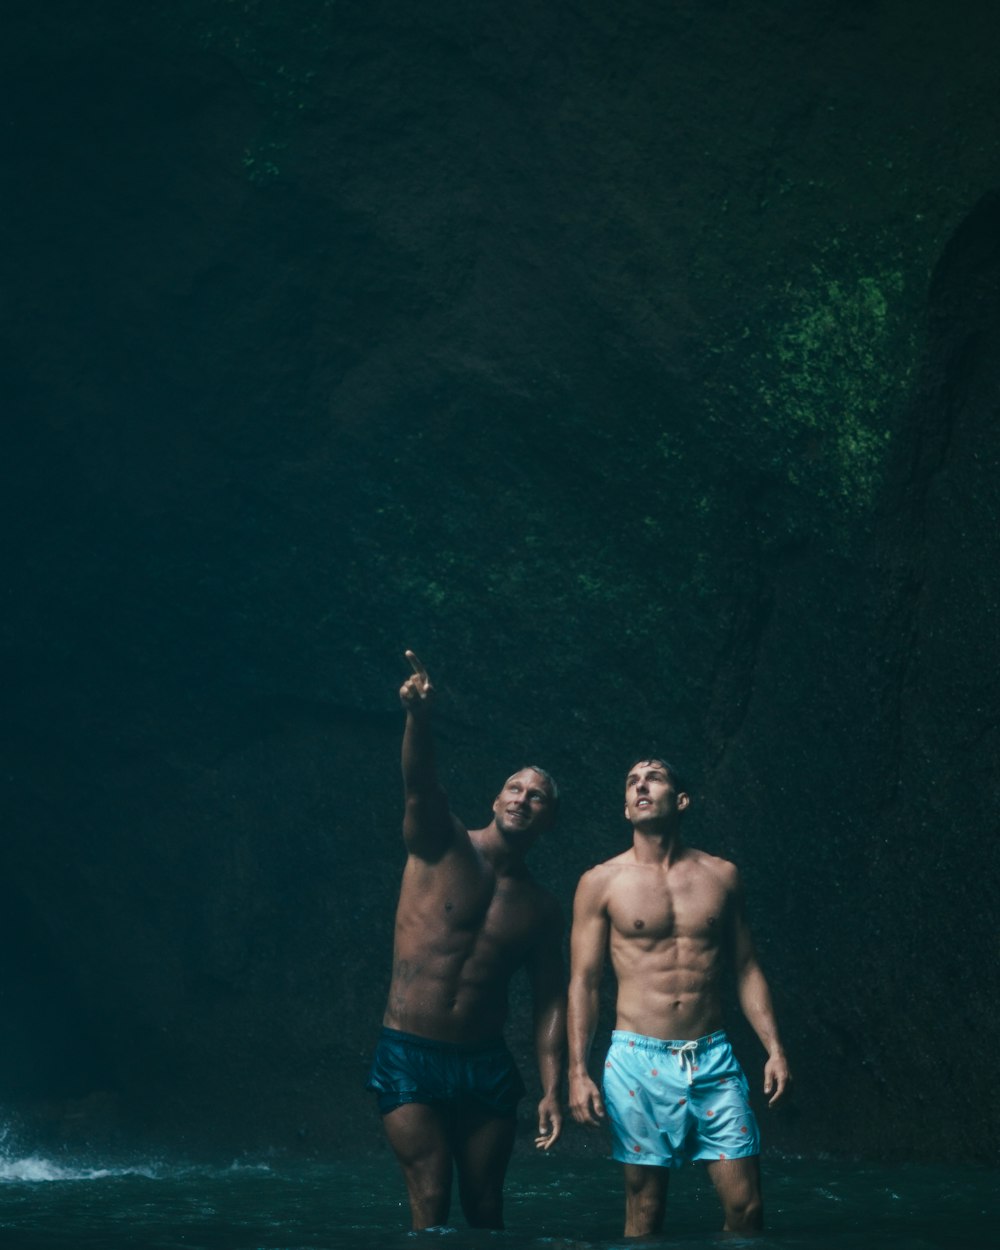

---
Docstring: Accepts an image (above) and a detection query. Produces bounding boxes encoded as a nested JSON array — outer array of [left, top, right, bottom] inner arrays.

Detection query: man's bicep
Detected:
[[402, 792, 464, 859], [570, 875, 610, 979], [726, 869, 758, 972]]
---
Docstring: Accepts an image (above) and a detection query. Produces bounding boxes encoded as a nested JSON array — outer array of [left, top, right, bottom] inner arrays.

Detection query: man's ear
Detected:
[[677, 792, 691, 812]]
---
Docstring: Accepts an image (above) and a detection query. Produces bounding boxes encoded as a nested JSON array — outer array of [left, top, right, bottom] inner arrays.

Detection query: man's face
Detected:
[[624, 761, 688, 825], [493, 768, 556, 842]]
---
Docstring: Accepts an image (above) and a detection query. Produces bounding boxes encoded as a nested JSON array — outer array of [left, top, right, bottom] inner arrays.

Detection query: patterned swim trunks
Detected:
[[603, 1030, 760, 1167], [366, 1027, 526, 1118]]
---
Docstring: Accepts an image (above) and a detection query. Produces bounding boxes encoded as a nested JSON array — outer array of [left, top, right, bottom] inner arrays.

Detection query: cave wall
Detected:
[[1, 0, 998, 1158]]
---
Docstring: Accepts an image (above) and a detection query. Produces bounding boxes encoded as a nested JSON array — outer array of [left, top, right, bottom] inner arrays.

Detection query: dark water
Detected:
[[0, 1142, 994, 1249]]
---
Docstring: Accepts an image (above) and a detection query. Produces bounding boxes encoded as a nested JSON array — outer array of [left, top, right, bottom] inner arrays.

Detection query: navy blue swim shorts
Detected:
[[365, 1027, 526, 1118]]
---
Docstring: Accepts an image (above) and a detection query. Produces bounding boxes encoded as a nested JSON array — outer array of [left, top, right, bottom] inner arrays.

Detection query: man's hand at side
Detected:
[[535, 1093, 563, 1151], [764, 1051, 792, 1107], [568, 1071, 606, 1127]]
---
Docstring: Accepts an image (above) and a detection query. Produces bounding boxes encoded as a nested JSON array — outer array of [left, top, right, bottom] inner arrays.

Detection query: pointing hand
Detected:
[[400, 650, 434, 710]]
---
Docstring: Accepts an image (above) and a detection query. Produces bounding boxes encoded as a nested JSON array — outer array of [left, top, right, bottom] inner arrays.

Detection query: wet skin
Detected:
[[377, 652, 565, 1231], [567, 762, 790, 1237], [386, 770, 562, 1043]]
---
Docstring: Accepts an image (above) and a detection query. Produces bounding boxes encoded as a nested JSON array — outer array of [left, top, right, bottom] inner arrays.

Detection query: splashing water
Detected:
[[0, 1128, 993, 1250]]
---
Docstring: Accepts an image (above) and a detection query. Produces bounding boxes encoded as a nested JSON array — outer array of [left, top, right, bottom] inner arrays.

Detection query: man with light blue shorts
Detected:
[[602, 1030, 760, 1167], [568, 759, 790, 1236]]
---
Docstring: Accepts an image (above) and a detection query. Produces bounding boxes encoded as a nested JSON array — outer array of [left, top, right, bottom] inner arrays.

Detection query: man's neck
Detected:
[[631, 823, 684, 865], [473, 822, 529, 875]]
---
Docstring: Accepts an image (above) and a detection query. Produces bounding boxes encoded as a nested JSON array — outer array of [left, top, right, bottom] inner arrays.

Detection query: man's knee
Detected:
[[405, 1173, 452, 1228], [628, 1192, 665, 1226], [460, 1193, 504, 1229], [457, 1170, 505, 1229], [457, 1165, 505, 1222], [625, 1167, 665, 1197], [383, 1111, 454, 1228], [409, 1170, 451, 1203], [454, 1112, 514, 1228], [722, 1190, 764, 1233], [624, 1168, 668, 1232], [709, 1156, 763, 1234]]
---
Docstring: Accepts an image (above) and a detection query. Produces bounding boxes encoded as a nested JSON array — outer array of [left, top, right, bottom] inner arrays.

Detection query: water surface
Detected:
[[0, 1144, 993, 1249]]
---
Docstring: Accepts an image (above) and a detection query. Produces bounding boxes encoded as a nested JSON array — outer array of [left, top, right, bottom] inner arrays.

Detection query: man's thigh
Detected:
[[453, 1110, 517, 1227], [623, 1162, 671, 1198], [382, 1102, 454, 1224], [622, 1163, 671, 1236]]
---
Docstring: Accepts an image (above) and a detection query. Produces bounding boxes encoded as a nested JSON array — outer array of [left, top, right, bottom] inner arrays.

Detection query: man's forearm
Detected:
[[401, 707, 437, 794], [738, 963, 785, 1056], [534, 999, 566, 1098], [567, 979, 599, 1075]]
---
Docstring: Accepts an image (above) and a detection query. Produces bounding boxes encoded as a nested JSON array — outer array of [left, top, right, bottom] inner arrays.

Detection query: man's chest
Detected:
[[404, 861, 543, 950], [607, 870, 730, 941]]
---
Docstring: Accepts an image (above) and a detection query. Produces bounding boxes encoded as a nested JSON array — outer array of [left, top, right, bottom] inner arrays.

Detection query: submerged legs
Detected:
[[621, 1157, 763, 1237], [706, 1155, 764, 1234], [382, 1102, 516, 1230], [382, 1103, 454, 1228], [454, 1112, 516, 1228], [622, 1163, 670, 1236]]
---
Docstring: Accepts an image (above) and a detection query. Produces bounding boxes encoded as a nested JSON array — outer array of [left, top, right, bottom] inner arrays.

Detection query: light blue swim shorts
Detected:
[[603, 1030, 760, 1167]]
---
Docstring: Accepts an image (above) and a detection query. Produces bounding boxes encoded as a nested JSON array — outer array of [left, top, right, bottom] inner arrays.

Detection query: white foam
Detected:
[[0, 1156, 127, 1183], [0, 1154, 273, 1184], [0, 1124, 275, 1184]]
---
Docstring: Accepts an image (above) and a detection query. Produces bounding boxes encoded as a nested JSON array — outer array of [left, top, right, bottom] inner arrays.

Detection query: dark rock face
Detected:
[[1, 1, 998, 1158], [702, 192, 1000, 1160]]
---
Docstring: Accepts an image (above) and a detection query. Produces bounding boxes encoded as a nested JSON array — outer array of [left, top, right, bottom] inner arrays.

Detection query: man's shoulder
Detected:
[[574, 851, 632, 902], [684, 846, 740, 886], [404, 812, 474, 863], [580, 849, 633, 878]]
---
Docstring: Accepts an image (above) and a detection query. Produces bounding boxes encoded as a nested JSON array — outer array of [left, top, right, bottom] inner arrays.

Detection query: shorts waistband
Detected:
[[377, 1026, 509, 1055], [611, 1029, 729, 1052]]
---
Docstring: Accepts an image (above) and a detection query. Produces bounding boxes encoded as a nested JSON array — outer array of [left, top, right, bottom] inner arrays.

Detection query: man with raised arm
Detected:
[[568, 759, 790, 1238], [366, 651, 565, 1231]]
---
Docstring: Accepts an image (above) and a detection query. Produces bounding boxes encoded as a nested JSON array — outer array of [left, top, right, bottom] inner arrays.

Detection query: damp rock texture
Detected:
[[1, 1, 998, 1158]]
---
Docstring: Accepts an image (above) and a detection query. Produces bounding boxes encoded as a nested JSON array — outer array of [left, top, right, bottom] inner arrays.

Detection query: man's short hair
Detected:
[[527, 764, 559, 804], [509, 764, 560, 820], [626, 757, 687, 796]]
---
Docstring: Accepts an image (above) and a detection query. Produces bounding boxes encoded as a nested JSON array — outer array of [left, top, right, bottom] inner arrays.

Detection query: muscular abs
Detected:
[[606, 854, 735, 1040], [385, 846, 546, 1043]]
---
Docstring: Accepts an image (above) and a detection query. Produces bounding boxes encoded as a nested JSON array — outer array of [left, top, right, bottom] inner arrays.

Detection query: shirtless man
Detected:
[[568, 759, 790, 1237], [366, 652, 565, 1230]]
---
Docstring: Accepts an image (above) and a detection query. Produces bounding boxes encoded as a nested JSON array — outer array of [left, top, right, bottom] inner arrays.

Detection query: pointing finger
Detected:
[[404, 650, 428, 682]]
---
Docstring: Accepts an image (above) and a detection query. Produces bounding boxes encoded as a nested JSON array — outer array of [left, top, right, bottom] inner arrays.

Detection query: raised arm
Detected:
[[730, 871, 791, 1107], [399, 651, 461, 859], [525, 902, 566, 1151], [567, 868, 610, 1126]]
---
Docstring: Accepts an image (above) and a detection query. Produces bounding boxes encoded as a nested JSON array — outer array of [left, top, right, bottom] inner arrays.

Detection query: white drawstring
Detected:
[[675, 1040, 699, 1085]]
